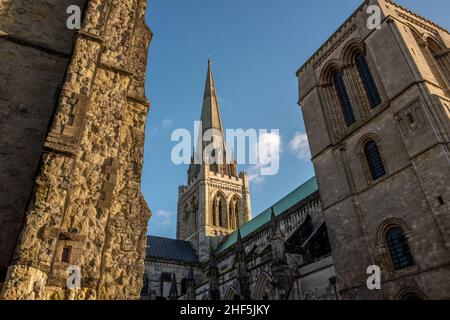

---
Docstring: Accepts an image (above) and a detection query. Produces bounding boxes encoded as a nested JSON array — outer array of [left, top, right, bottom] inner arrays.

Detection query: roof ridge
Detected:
[[147, 235, 191, 244], [215, 176, 318, 254], [271, 176, 317, 212]]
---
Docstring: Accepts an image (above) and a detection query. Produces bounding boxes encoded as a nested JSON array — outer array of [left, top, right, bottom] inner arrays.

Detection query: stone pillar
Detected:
[[185, 267, 196, 300], [235, 231, 250, 300], [208, 249, 220, 300], [240, 172, 252, 224]]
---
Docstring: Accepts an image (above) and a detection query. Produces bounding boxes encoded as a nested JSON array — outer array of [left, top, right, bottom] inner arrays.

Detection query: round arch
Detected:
[[319, 59, 342, 85], [396, 287, 428, 300], [376, 218, 411, 246], [340, 39, 366, 65], [355, 133, 382, 155]]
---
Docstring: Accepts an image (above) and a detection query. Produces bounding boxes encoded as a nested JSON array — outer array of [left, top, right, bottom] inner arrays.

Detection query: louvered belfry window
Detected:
[[333, 71, 356, 127], [386, 227, 415, 270], [364, 140, 386, 180], [356, 52, 382, 108]]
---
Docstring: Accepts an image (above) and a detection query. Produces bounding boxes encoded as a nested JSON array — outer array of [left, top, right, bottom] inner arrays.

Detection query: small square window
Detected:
[[406, 113, 415, 125], [61, 247, 71, 263]]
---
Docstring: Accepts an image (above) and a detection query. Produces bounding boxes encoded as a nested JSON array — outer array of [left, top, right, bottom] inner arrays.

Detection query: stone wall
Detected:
[[1, 0, 152, 300], [194, 196, 335, 300], [143, 260, 200, 300], [297, 0, 450, 299], [0, 0, 88, 290]]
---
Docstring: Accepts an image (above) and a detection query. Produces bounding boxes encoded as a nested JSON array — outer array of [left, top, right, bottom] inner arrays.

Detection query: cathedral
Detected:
[[142, 61, 336, 301], [0, 0, 449, 301]]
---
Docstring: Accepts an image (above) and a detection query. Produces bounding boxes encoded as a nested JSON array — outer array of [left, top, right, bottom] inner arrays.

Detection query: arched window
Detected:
[[355, 52, 382, 108], [218, 197, 227, 228], [333, 71, 356, 127], [386, 227, 414, 270], [426, 39, 450, 90], [191, 198, 198, 230], [228, 205, 235, 230], [182, 205, 190, 238], [211, 194, 227, 228], [400, 292, 423, 300], [364, 140, 386, 180]]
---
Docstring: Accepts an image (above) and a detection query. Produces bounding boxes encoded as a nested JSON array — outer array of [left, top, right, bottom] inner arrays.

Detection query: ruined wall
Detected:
[[0, 0, 88, 288], [1, 0, 152, 299]]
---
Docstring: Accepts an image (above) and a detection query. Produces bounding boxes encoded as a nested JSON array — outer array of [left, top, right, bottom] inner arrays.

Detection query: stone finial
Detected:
[[169, 273, 178, 300]]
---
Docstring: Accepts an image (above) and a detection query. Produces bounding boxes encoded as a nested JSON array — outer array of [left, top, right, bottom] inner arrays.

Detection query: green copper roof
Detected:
[[216, 176, 318, 254]]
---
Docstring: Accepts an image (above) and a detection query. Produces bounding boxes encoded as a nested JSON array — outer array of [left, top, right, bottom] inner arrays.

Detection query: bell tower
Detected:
[[177, 60, 252, 262]]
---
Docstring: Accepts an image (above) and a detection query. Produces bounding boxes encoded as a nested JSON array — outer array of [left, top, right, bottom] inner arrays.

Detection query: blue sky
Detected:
[[142, 0, 450, 238]]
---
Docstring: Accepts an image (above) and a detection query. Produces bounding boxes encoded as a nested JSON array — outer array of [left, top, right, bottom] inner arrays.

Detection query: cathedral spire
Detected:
[[196, 60, 228, 166], [200, 59, 224, 133]]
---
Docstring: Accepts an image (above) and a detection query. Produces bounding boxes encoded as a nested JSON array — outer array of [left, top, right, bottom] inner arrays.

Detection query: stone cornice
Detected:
[[297, 0, 449, 76], [385, 0, 449, 34], [296, 0, 368, 75]]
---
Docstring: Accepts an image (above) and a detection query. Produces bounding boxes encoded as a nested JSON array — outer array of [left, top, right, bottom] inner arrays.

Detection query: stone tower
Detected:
[[1, 0, 152, 299], [297, 0, 450, 299], [177, 61, 252, 262]]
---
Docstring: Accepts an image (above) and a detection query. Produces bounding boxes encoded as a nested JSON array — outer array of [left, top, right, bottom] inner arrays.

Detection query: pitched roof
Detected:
[[146, 236, 199, 263], [216, 176, 319, 254]]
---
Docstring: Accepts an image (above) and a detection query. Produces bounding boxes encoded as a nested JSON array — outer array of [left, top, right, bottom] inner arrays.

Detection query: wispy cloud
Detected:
[[150, 118, 174, 136], [217, 95, 230, 105], [289, 132, 311, 161], [155, 209, 174, 226], [161, 118, 174, 129]]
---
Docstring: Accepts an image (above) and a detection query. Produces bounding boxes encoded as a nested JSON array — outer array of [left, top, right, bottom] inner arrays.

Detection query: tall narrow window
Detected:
[[334, 71, 356, 126], [355, 52, 382, 108], [217, 196, 227, 228], [427, 40, 450, 90], [386, 227, 414, 270], [234, 202, 239, 228], [229, 206, 235, 229], [364, 140, 386, 180], [212, 199, 217, 226]]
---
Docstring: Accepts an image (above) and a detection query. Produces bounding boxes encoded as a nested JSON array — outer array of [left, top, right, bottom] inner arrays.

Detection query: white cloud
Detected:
[[289, 132, 311, 161], [155, 209, 173, 226], [248, 131, 282, 185]]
